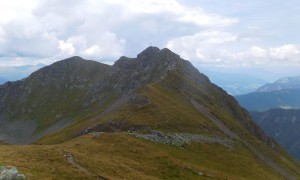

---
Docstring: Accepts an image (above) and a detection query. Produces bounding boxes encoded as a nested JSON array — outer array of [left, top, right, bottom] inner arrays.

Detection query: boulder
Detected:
[[0, 166, 26, 180]]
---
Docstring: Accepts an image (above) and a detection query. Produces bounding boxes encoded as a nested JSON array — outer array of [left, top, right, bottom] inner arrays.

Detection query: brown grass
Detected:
[[0, 133, 290, 179]]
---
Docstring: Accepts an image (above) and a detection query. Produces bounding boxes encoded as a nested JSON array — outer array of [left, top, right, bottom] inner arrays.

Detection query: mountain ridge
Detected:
[[235, 89, 300, 111], [0, 47, 299, 179], [0, 47, 209, 144], [256, 76, 300, 92]]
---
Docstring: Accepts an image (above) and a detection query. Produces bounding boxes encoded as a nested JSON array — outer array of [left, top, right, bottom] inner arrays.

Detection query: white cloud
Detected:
[[0, 0, 237, 64], [249, 46, 267, 58], [58, 40, 75, 55], [168, 32, 300, 67], [0, 0, 299, 81], [0, 27, 6, 45], [167, 31, 237, 48], [0, 0, 128, 60], [0, 0, 38, 24], [167, 31, 238, 62], [178, 8, 238, 27], [84, 45, 101, 56], [100, 0, 237, 27], [270, 44, 300, 61]]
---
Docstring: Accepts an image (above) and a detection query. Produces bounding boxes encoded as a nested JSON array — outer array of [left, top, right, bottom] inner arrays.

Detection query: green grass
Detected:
[[0, 133, 292, 179], [35, 73, 300, 178], [9, 66, 299, 179]]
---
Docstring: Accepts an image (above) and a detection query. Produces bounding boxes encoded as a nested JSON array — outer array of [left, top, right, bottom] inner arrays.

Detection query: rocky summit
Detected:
[[0, 47, 299, 179]]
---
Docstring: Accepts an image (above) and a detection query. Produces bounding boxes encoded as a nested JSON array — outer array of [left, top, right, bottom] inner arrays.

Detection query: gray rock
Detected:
[[198, 172, 204, 176], [131, 130, 234, 149], [0, 166, 26, 180]]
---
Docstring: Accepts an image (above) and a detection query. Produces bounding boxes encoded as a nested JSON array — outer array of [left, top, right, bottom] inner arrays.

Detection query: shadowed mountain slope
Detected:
[[235, 89, 300, 111], [251, 108, 300, 160]]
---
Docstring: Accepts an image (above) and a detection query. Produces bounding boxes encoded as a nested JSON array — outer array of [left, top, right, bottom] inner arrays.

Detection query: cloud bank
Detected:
[[0, 0, 299, 78]]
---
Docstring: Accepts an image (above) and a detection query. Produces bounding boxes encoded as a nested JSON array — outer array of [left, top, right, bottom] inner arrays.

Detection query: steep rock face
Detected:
[[109, 47, 182, 94], [251, 108, 300, 159]]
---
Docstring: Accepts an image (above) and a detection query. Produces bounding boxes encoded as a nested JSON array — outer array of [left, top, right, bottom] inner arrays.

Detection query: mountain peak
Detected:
[[63, 56, 85, 62], [50, 56, 86, 67], [137, 46, 160, 59], [256, 75, 300, 92], [158, 48, 181, 60]]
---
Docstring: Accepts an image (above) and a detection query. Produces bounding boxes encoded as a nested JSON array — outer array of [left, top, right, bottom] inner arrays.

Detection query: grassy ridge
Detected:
[[0, 133, 287, 179], [35, 70, 300, 178], [1, 54, 299, 179]]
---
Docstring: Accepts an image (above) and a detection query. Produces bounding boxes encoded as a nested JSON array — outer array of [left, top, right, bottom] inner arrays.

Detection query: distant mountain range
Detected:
[[235, 89, 300, 111], [0, 47, 298, 179], [251, 108, 300, 160], [256, 76, 300, 92], [237, 75, 300, 160], [199, 70, 267, 95], [235, 75, 300, 111]]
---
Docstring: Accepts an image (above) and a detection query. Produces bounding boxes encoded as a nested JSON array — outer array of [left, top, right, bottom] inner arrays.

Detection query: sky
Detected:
[[0, 0, 300, 81]]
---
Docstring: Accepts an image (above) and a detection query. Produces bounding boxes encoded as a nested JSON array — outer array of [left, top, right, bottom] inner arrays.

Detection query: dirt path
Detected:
[[66, 152, 108, 180], [190, 99, 295, 180], [54, 147, 107, 180]]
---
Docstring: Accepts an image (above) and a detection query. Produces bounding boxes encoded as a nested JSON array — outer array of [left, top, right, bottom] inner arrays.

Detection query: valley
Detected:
[[236, 76, 300, 162], [251, 108, 300, 160]]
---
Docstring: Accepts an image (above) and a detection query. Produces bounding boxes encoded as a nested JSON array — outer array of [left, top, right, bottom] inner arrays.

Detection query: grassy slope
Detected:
[[4, 59, 111, 134], [0, 133, 287, 179], [36, 82, 221, 144], [34, 85, 300, 179], [34, 70, 300, 179]]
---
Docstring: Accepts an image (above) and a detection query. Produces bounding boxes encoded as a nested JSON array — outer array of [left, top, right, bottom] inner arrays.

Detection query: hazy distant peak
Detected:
[[256, 75, 300, 92]]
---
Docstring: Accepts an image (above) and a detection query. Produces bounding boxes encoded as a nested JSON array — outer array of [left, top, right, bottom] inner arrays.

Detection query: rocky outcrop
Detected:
[[0, 166, 26, 180], [131, 130, 234, 148]]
